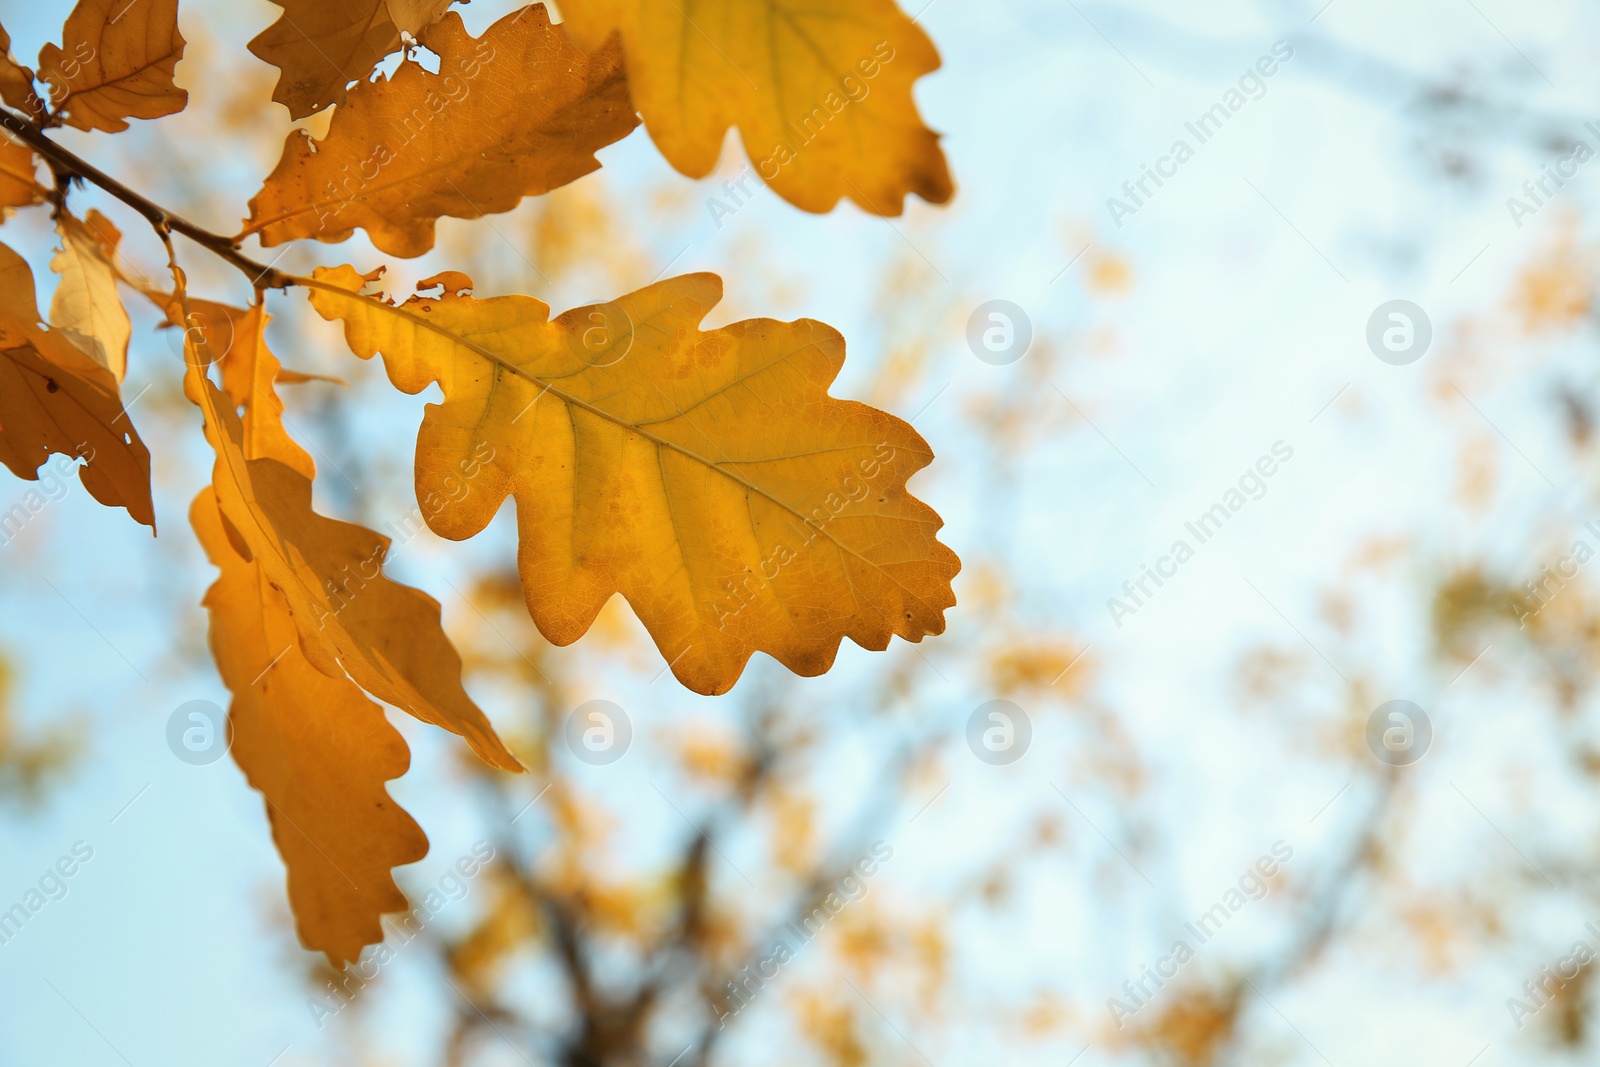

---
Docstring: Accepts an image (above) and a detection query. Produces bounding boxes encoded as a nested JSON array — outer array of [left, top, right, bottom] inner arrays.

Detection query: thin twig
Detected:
[[0, 107, 293, 289]]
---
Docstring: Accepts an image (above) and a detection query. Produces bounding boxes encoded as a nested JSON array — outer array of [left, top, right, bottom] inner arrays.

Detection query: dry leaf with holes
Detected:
[[308, 266, 960, 694], [248, 0, 455, 119], [0, 240, 151, 527], [244, 7, 637, 258], [38, 0, 187, 133], [559, 0, 953, 214]]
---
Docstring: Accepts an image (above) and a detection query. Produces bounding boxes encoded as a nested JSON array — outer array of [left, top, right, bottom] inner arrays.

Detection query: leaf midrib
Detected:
[[300, 274, 944, 619]]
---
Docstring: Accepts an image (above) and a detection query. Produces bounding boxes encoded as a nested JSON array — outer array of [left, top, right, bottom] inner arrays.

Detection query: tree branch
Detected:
[[0, 107, 293, 290]]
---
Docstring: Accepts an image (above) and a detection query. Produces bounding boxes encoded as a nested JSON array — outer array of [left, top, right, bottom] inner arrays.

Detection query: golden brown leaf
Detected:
[[78, 207, 121, 256], [307, 266, 960, 695], [195, 492, 427, 967], [0, 240, 152, 527], [180, 293, 519, 773], [0, 22, 43, 211], [191, 313, 426, 966], [50, 214, 131, 380], [38, 0, 187, 133], [0, 134, 43, 211], [219, 303, 319, 479], [183, 303, 425, 966], [247, 0, 454, 120], [0, 24, 43, 119], [559, 0, 953, 214], [243, 7, 638, 258]]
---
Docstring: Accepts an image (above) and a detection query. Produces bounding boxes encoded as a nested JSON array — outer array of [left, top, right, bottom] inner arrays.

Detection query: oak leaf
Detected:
[[50, 215, 131, 380], [248, 0, 455, 120], [38, 0, 187, 133], [180, 292, 520, 774], [196, 493, 428, 967], [243, 7, 638, 258], [0, 240, 152, 527], [558, 0, 953, 215], [307, 267, 960, 695], [190, 308, 427, 965]]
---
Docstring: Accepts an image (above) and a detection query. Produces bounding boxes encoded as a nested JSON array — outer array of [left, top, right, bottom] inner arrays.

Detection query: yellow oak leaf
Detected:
[[558, 0, 953, 215], [242, 7, 638, 258], [0, 240, 152, 528], [50, 215, 131, 381], [179, 288, 520, 774], [306, 266, 960, 695], [190, 310, 427, 966], [38, 0, 187, 133], [248, 0, 455, 120]]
